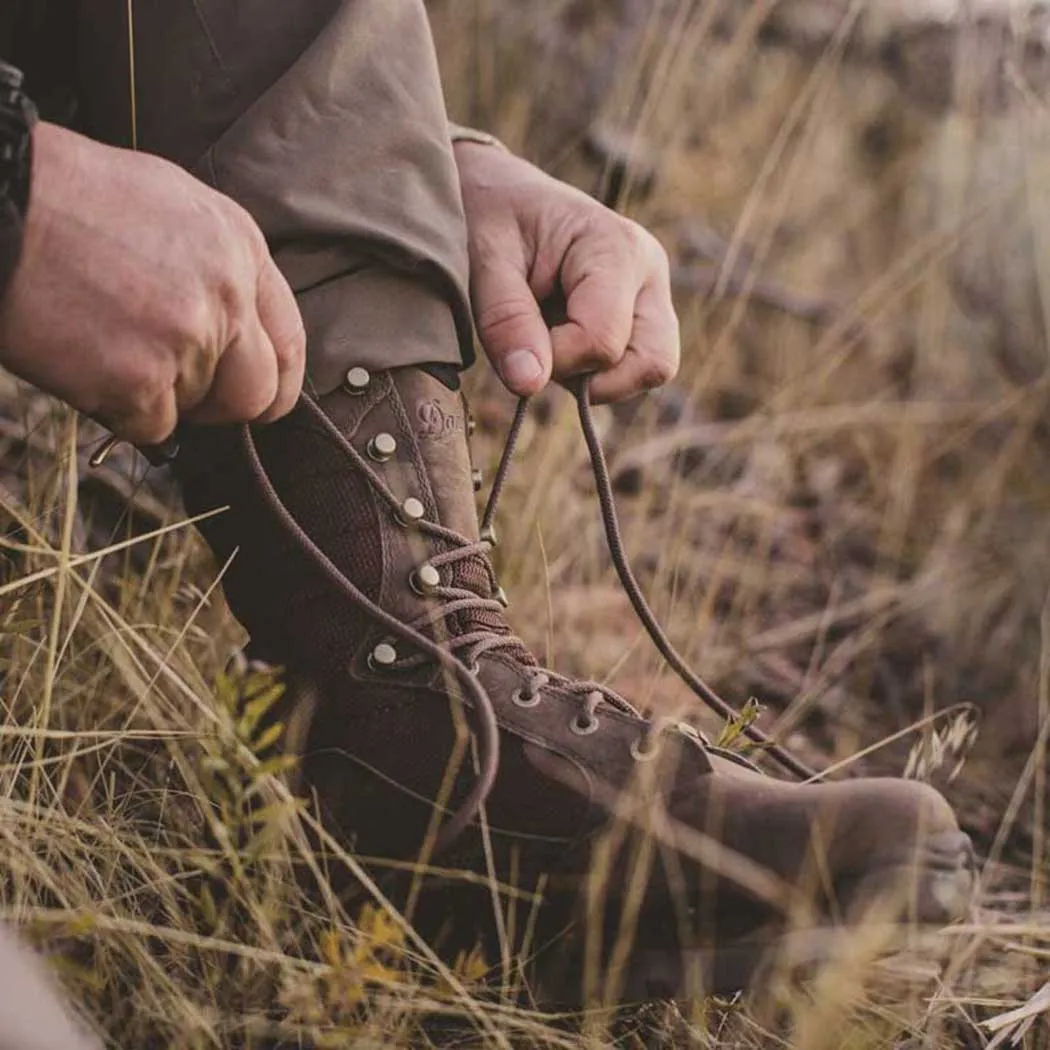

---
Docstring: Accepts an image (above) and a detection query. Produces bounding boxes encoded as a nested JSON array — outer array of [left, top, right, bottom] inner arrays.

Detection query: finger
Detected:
[[548, 239, 643, 381], [588, 276, 680, 404], [254, 256, 306, 422], [184, 318, 280, 426], [105, 384, 178, 446], [472, 254, 553, 396]]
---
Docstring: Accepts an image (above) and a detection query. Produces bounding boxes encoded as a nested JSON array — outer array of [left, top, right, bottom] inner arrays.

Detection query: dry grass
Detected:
[[1, 0, 1049, 1045]]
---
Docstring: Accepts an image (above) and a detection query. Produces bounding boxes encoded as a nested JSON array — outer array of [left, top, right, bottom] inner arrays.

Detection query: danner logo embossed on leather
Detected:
[[417, 399, 462, 441]]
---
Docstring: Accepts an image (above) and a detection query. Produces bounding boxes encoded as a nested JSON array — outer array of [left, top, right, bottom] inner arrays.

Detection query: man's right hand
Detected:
[[0, 122, 306, 445]]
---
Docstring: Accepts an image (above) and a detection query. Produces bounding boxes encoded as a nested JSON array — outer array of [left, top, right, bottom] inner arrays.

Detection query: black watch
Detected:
[[0, 60, 39, 302]]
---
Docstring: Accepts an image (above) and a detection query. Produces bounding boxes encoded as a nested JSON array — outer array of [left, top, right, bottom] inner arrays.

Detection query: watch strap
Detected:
[[0, 197, 22, 303], [0, 61, 37, 304]]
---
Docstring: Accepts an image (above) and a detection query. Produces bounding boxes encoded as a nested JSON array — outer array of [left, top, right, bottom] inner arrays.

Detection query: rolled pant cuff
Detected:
[[297, 262, 466, 396]]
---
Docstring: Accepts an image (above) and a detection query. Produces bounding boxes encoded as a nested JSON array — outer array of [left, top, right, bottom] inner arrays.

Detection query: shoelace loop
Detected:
[[567, 376, 815, 781]]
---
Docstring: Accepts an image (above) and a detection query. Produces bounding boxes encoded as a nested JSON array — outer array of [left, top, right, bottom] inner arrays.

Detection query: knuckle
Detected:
[[616, 215, 649, 253], [586, 323, 626, 365], [115, 375, 175, 444], [133, 376, 171, 428], [473, 294, 535, 336], [171, 287, 213, 343], [642, 353, 678, 389], [117, 356, 166, 409], [134, 411, 176, 446], [154, 265, 215, 347], [222, 198, 268, 256], [210, 203, 269, 298], [278, 317, 307, 367], [214, 271, 250, 325], [619, 217, 670, 274], [239, 376, 278, 420], [584, 212, 635, 261], [649, 237, 672, 279], [220, 354, 279, 424]]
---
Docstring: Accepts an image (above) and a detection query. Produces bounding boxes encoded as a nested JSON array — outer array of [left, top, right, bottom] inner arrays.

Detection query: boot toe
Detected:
[[842, 826, 977, 926], [686, 759, 975, 923], [829, 779, 976, 921], [923, 830, 978, 922]]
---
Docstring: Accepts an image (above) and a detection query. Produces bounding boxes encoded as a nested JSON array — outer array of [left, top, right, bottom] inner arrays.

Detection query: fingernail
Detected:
[[500, 349, 544, 390]]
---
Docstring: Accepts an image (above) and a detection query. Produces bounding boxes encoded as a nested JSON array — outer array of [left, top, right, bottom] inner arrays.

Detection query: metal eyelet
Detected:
[[467, 659, 481, 676], [343, 366, 371, 395], [368, 642, 397, 671], [494, 585, 509, 608], [571, 713, 601, 736], [410, 563, 441, 596], [472, 468, 484, 492], [629, 735, 660, 762], [480, 524, 497, 546], [512, 688, 543, 709], [367, 432, 397, 462], [396, 497, 426, 527]]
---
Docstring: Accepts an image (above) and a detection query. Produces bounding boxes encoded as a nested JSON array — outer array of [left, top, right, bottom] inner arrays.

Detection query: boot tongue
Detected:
[[390, 367, 480, 542]]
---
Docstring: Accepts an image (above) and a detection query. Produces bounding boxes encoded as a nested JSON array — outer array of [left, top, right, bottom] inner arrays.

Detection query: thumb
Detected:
[[471, 256, 553, 396]]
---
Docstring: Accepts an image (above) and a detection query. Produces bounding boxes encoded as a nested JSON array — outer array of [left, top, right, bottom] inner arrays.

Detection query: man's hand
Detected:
[[0, 122, 305, 445], [455, 141, 679, 404], [0, 925, 100, 1050]]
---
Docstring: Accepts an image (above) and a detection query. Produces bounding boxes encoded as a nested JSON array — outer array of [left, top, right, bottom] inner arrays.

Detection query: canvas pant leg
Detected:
[[72, 0, 473, 389]]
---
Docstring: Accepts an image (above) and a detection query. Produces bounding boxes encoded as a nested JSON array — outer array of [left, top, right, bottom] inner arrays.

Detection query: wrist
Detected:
[[0, 122, 71, 349]]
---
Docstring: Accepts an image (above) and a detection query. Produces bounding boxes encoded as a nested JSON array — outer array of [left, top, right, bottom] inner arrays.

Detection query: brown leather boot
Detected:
[[172, 365, 976, 996]]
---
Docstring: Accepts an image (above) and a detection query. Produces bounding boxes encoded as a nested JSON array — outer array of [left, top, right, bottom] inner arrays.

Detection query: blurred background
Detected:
[[430, 0, 1050, 840]]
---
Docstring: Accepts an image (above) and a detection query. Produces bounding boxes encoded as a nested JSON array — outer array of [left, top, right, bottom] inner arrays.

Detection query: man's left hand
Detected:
[[455, 142, 680, 404]]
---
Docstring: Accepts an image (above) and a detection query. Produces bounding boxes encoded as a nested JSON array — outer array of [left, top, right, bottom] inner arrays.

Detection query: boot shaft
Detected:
[[174, 365, 513, 673]]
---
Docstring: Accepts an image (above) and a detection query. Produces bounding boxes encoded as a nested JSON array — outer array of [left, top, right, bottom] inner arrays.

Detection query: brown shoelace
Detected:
[[237, 376, 815, 852]]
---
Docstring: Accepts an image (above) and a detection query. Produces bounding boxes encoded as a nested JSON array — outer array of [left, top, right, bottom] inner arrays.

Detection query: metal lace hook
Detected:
[[87, 432, 181, 469]]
